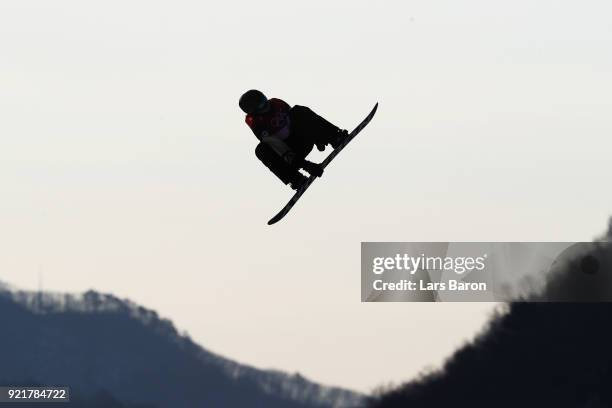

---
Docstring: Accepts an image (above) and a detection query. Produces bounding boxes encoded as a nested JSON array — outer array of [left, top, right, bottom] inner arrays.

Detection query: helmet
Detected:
[[239, 89, 269, 114]]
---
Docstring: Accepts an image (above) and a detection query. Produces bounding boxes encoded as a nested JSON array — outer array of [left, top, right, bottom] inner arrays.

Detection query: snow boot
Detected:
[[330, 129, 349, 149], [300, 160, 323, 178]]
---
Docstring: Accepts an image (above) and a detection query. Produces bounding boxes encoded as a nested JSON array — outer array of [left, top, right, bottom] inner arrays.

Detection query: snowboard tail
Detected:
[[267, 103, 378, 225]]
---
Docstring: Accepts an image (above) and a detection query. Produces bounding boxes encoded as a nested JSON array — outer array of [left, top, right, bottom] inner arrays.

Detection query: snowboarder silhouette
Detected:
[[239, 89, 349, 190]]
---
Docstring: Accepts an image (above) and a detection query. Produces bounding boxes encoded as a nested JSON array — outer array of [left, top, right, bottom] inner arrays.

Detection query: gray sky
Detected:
[[1, 0, 611, 392]]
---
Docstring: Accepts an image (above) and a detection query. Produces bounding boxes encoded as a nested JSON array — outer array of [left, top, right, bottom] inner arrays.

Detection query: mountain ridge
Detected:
[[370, 221, 612, 407], [0, 284, 363, 408]]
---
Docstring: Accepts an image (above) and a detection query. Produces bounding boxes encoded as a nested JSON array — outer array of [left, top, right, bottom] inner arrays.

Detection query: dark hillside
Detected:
[[0, 287, 362, 408], [371, 222, 612, 408]]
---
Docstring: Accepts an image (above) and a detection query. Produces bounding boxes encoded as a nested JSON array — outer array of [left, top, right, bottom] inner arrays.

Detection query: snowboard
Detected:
[[267, 102, 378, 225]]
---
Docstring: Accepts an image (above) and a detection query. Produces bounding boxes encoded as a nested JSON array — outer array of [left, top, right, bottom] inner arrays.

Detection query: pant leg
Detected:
[[289, 105, 342, 148], [255, 137, 304, 185]]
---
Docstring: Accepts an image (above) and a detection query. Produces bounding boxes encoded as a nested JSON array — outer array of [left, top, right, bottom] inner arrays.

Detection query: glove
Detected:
[[316, 142, 326, 151], [289, 173, 308, 190]]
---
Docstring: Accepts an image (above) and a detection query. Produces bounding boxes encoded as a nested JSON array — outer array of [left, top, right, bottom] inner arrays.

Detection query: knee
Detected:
[[256, 139, 291, 162], [292, 105, 310, 113], [255, 141, 275, 162], [290, 105, 311, 121], [256, 139, 300, 168]]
